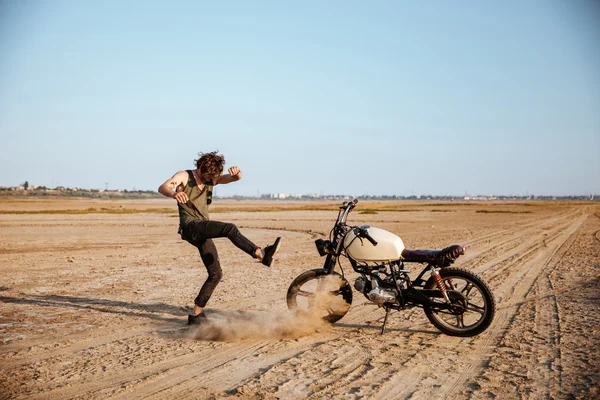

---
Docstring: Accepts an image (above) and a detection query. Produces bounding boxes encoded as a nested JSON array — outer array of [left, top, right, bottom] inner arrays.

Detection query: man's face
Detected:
[[201, 172, 221, 185]]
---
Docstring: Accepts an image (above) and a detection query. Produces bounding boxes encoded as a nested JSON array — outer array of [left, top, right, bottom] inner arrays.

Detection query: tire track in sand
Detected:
[[438, 213, 585, 399], [104, 300, 380, 400], [358, 212, 586, 399]]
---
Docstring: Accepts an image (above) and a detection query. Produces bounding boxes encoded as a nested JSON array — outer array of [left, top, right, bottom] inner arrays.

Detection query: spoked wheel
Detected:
[[287, 269, 352, 323], [424, 267, 495, 337]]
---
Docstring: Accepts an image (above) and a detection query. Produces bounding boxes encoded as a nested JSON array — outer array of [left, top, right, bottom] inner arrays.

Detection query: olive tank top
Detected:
[[177, 170, 213, 231]]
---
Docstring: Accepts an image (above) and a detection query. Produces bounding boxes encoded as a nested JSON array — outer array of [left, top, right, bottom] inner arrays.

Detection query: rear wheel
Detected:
[[424, 267, 495, 337], [287, 269, 352, 323]]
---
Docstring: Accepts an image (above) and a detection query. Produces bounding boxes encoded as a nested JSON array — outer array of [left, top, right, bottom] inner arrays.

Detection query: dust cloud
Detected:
[[187, 275, 350, 341]]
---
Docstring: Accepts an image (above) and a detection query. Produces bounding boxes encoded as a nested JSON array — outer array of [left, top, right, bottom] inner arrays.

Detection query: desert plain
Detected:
[[0, 198, 599, 399]]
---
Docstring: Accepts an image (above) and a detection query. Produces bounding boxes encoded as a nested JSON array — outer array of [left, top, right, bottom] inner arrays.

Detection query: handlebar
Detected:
[[340, 199, 359, 210], [364, 232, 378, 246], [353, 226, 378, 246], [338, 199, 359, 224]]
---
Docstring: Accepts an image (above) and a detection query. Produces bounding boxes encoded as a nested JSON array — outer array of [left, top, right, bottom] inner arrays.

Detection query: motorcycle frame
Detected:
[[319, 201, 463, 313]]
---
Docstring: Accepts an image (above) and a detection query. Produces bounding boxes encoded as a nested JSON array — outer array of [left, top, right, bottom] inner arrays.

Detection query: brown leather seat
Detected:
[[401, 244, 466, 267]]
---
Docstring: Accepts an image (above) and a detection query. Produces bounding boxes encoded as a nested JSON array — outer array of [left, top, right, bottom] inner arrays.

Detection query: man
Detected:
[[158, 151, 281, 325]]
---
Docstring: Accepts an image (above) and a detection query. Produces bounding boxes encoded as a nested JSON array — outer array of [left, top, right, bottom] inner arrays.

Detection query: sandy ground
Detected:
[[1, 199, 599, 399]]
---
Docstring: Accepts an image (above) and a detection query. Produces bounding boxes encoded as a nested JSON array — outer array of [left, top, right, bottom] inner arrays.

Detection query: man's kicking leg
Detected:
[[184, 220, 281, 266]]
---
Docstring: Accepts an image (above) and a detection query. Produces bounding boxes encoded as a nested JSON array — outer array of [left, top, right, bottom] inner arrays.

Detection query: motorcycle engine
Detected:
[[355, 277, 397, 305], [354, 277, 369, 292]]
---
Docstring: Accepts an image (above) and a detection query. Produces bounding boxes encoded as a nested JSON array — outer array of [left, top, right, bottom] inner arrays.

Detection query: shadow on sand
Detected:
[[0, 293, 186, 324], [334, 322, 440, 336], [0, 294, 442, 342]]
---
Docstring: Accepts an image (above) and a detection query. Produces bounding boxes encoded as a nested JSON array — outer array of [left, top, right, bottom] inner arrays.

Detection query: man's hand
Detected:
[[228, 166, 242, 180], [173, 190, 189, 203]]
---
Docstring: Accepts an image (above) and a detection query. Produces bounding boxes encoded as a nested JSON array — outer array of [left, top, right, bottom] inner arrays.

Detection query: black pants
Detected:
[[181, 220, 258, 307]]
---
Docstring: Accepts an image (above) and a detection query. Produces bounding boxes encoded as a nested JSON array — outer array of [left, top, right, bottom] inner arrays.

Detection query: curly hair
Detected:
[[194, 151, 225, 176]]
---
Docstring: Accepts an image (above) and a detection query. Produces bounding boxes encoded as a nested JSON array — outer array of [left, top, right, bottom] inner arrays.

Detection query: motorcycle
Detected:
[[287, 199, 495, 336]]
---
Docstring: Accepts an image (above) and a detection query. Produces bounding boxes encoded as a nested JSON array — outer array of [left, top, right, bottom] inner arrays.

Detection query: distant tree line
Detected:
[[0, 186, 163, 199], [0, 183, 597, 202]]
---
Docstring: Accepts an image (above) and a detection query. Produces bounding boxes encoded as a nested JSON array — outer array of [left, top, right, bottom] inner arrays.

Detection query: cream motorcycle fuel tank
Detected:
[[343, 226, 405, 262]]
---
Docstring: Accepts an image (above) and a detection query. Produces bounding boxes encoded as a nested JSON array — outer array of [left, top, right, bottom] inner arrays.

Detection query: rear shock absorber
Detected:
[[431, 269, 451, 303]]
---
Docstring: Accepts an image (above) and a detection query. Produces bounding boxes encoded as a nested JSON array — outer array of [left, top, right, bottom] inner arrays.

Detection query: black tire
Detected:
[[424, 267, 495, 337], [287, 269, 353, 323]]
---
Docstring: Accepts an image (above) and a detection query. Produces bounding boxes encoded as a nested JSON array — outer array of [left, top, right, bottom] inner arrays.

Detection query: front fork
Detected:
[[323, 254, 337, 274]]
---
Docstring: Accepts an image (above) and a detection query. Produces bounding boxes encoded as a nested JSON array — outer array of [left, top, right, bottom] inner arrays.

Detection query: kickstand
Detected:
[[380, 307, 390, 335]]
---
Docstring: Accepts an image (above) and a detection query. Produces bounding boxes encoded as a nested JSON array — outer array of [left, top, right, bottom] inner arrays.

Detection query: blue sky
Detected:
[[1, 1, 598, 196]]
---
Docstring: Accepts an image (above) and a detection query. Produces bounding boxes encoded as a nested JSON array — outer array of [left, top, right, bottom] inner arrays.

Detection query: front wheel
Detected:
[[287, 269, 352, 323], [424, 267, 495, 337]]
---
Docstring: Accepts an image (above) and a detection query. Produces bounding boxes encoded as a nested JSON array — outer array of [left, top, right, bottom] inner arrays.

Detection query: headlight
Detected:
[[315, 239, 333, 257]]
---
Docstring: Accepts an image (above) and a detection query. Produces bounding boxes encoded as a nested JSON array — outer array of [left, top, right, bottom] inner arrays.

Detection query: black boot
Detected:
[[262, 237, 281, 267], [188, 312, 207, 325]]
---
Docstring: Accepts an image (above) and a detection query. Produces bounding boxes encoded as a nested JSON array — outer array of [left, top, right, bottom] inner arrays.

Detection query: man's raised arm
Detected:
[[216, 166, 242, 185]]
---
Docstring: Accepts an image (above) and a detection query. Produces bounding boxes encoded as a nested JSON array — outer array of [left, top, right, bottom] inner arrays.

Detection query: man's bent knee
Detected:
[[207, 268, 223, 283]]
